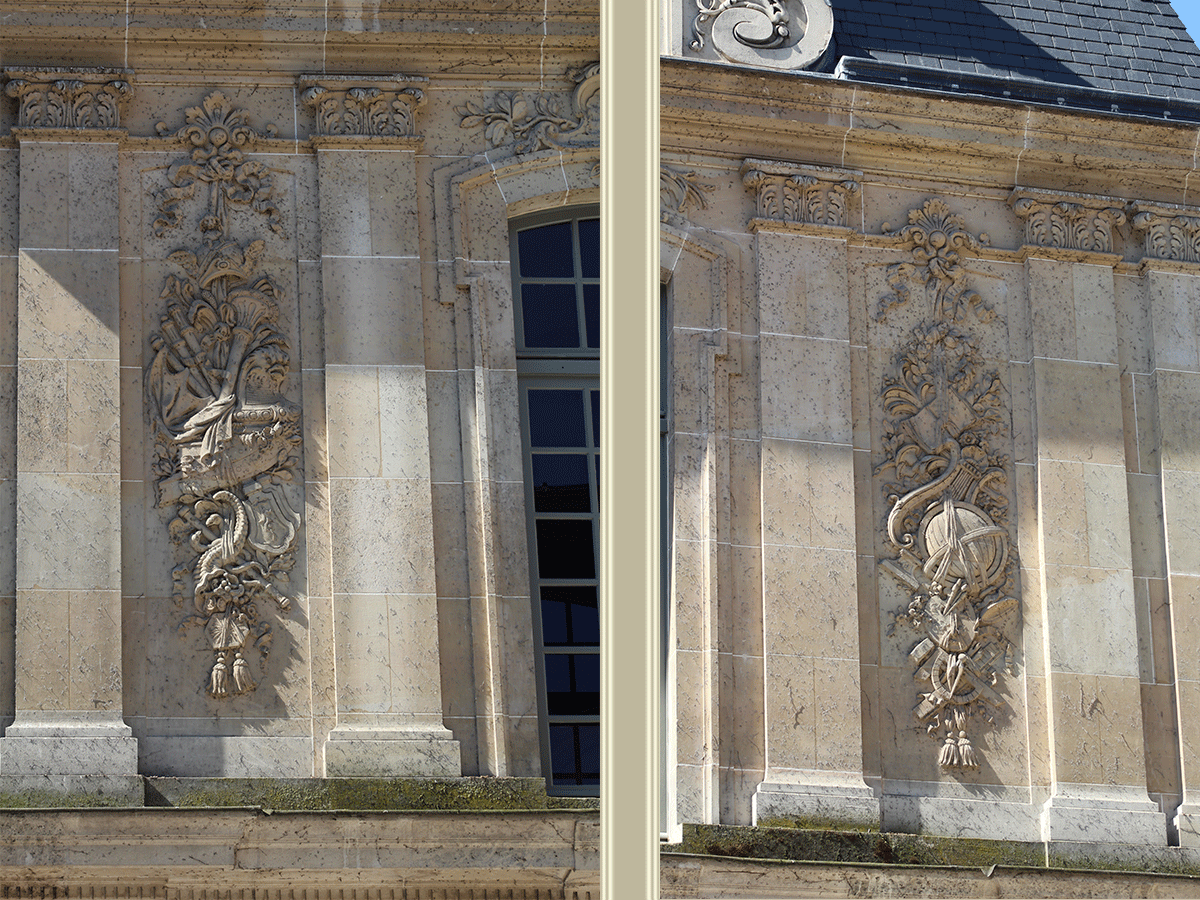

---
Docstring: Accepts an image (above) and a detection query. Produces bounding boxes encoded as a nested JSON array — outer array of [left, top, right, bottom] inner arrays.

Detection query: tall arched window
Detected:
[[511, 208, 600, 793]]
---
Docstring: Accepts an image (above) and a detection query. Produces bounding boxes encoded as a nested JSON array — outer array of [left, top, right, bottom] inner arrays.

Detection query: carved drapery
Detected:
[[456, 62, 598, 153], [300, 76, 426, 138], [1010, 189, 1126, 254], [877, 200, 1018, 772], [741, 160, 860, 228], [147, 92, 301, 700], [1130, 201, 1200, 263], [4, 68, 131, 129]]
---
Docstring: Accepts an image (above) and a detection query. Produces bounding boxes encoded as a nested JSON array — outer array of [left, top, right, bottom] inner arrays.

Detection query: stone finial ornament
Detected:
[[877, 200, 1018, 773], [4, 68, 131, 129], [1010, 188, 1126, 253], [300, 75, 427, 138], [689, 0, 833, 70], [1129, 201, 1200, 263], [148, 92, 301, 700], [740, 159, 860, 228], [457, 62, 599, 153]]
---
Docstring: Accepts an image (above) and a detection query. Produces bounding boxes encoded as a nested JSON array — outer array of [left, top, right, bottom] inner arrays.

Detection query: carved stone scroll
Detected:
[[688, 0, 834, 70], [1130, 201, 1200, 263], [1010, 188, 1126, 254], [148, 92, 301, 699], [456, 62, 599, 153], [877, 200, 1018, 772], [4, 68, 131, 129], [661, 164, 714, 226], [300, 75, 427, 138], [741, 159, 860, 228]]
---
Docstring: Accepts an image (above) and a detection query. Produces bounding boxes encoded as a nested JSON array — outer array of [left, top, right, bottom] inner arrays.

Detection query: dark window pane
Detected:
[[578, 723, 600, 782], [541, 596, 569, 644], [579, 219, 600, 278], [583, 284, 599, 350], [594, 454, 599, 503], [518, 221, 574, 278], [528, 390, 586, 448], [542, 585, 599, 645], [546, 655, 599, 715], [532, 454, 591, 512], [590, 390, 600, 446], [535, 519, 595, 578], [521, 283, 579, 348], [549, 724, 578, 781]]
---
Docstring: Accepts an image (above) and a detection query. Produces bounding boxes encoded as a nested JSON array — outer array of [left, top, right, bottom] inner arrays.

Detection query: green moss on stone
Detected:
[[0, 790, 129, 809], [144, 777, 599, 812]]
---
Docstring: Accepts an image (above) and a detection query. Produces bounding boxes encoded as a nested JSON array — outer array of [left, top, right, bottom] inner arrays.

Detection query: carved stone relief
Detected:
[[147, 92, 302, 699], [660, 164, 714, 226], [456, 62, 599, 153], [1010, 189, 1126, 254], [1130, 201, 1200, 263], [741, 160, 860, 228], [4, 68, 131, 129], [877, 200, 1018, 771], [300, 75, 426, 137], [687, 0, 833, 70]]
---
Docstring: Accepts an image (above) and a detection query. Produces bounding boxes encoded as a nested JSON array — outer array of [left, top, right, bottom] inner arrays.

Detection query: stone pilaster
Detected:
[[1130, 201, 1200, 847], [1011, 188, 1164, 844], [1, 68, 138, 799], [302, 76, 460, 777], [742, 161, 879, 828]]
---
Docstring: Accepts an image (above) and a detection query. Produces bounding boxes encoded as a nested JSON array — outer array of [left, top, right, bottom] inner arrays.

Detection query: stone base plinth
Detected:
[[324, 728, 461, 777], [0, 736, 138, 777], [1172, 802, 1200, 848], [1042, 787, 1165, 844], [881, 794, 1040, 841], [752, 776, 880, 831]]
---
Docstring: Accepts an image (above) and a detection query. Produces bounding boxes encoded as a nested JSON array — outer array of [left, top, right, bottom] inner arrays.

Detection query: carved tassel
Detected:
[[938, 732, 958, 768], [232, 652, 254, 694], [957, 731, 979, 769], [210, 655, 229, 698]]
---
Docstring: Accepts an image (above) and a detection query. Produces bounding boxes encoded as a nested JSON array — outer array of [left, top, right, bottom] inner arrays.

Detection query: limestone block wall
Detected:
[[662, 65, 1200, 848], [0, 5, 598, 791]]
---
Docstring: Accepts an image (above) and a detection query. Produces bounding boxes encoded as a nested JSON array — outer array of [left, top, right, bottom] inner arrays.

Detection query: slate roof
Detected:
[[830, 0, 1200, 116]]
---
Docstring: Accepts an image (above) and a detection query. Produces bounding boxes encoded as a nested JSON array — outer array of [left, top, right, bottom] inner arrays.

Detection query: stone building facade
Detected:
[[0, 1, 600, 895], [660, 0, 1200, 892]]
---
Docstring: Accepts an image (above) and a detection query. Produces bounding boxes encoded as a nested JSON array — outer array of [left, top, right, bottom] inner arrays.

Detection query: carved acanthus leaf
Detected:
[[661, 165, 715, 226], [456, 62, 599, 153], [740, 159, 860, 228], [1010, 189, 1126, 253], [301, 76, 426, 138], [878, 199, 992, 324], [4, 69, 131, 129], [1130, 201, 1200, 263], [153, 92, 282, 238]]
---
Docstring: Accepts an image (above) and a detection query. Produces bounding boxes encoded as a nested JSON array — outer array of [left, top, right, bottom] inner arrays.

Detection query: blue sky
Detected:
[[1175, 0, 1200, 44]]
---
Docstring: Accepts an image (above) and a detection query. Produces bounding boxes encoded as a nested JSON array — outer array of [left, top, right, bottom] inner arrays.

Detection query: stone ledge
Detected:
[[663, 823, 1200, 878], [145, 776, 600, 811]]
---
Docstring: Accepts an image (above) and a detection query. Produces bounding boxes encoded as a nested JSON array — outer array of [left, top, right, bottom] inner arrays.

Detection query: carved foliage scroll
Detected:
[[877, 200, 1018, 772], [688, 0, 834, 70], [147, 92, 301, 700], [457, 62, 599, 153], [4, 69, 131, 129], [661, 165, 714, 226]]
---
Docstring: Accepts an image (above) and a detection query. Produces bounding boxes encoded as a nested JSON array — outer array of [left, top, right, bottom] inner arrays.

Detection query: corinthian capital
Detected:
[[740, 159, 860, 229], [300, 75, 427, 139], [1010, 188, 1125, 254], [4, 68, 132, 129]]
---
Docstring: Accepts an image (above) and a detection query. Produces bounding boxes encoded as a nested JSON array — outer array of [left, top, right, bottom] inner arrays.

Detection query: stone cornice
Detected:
[[1009, 188, 1126, 254], [300, 75, 427, 139], [4, 68, 132, 130], [740, 159, 860, 230], [1129, 200, 1200, 264]]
